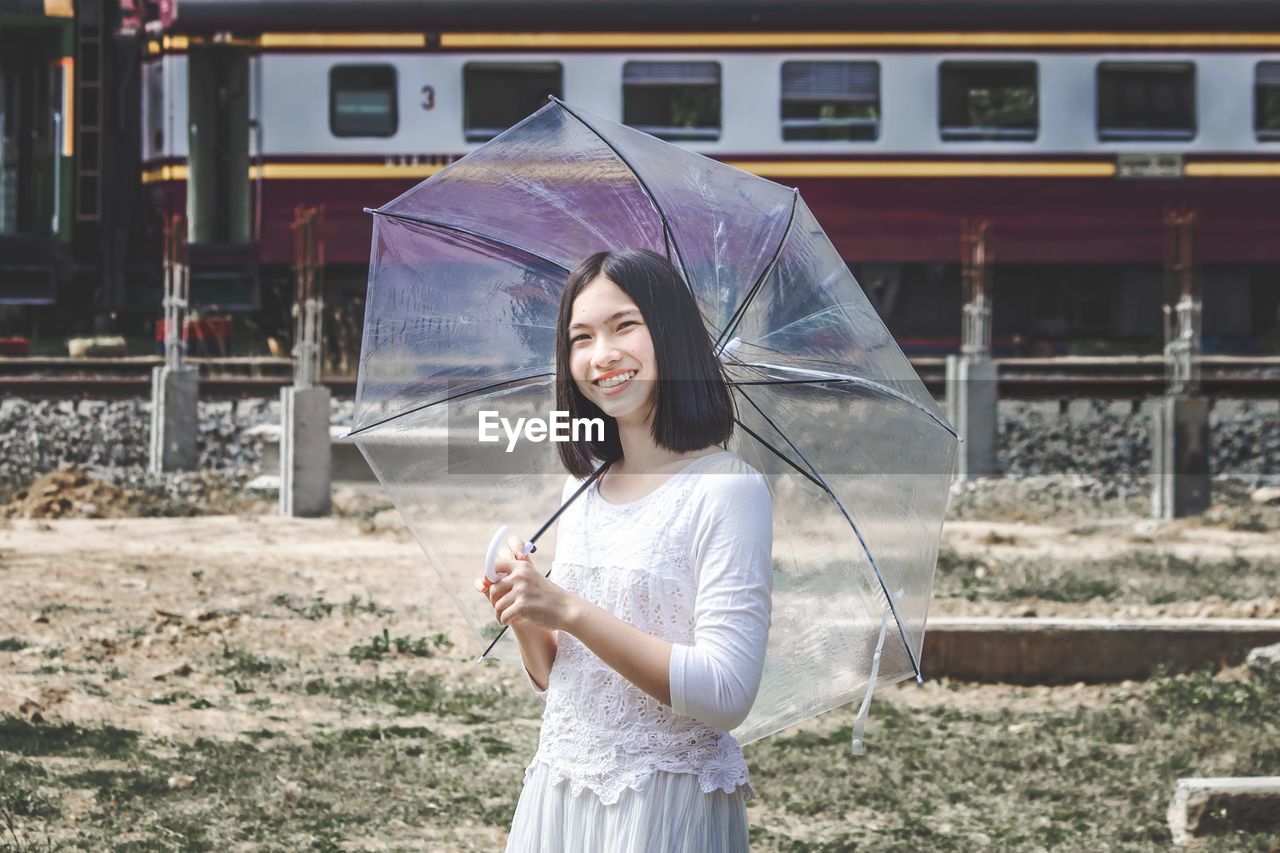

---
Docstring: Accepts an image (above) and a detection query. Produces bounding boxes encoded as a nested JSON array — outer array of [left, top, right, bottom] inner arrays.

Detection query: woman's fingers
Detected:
[[506, 535, 526, 561]]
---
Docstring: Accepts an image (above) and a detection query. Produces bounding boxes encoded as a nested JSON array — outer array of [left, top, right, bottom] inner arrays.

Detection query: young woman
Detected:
[[472, 248, 774, 852]]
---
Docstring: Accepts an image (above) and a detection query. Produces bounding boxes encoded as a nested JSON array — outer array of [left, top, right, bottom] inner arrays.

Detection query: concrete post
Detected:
[[945, 355, 999, 480], [1150, 395, 1211, 519], [148, 365, 199, 473], [279, 385, 331, 517]]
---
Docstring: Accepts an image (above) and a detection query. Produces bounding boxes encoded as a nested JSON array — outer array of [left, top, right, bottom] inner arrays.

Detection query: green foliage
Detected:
[[1146, 667, 1275, 722], [347, 629, 453, 663]]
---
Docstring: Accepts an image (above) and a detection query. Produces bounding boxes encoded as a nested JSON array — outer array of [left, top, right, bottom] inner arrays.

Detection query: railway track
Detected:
[[1, 355, 1278, 400]]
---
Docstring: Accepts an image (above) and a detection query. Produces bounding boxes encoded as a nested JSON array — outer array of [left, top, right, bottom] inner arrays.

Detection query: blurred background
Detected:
[[2, 0, 1279, 364]]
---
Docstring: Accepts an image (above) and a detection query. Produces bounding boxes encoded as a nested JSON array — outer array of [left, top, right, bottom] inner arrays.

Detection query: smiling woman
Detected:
[[475, 249, 772, 853], [553, 249, 736, 480]]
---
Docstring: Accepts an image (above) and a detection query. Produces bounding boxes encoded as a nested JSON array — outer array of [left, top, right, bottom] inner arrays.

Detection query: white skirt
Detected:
[[504, 760, 751, 853]]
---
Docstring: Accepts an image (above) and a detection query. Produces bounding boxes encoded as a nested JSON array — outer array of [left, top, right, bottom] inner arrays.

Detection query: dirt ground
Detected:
[[1, 491, 1277, 849]]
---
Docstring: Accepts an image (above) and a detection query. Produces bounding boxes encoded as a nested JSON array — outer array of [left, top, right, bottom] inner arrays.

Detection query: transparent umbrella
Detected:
[[348, 97, 958, 753]]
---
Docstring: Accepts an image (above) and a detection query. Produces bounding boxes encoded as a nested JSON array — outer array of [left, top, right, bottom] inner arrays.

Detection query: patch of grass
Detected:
[[271, 593, 335, 621], [299, 671, 509, 722], [935, 546, 1277, 604], [1146, 667, 1273, 722], [0, 637, 29, 652], [215, 647, 289, 680], [744, 672, 1279, 851], [341, 594, 391, 618], [0, 717, 139, 758], [347, 628, 454, 662], [0, 759, 59, 820]]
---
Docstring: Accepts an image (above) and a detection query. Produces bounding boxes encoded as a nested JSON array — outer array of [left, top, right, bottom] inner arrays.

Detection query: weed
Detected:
[[347, 629, 453, 662], [0, 637, 28, 652], [272, 593, 335, 620], [216, 646, 289, 679], [341, 594, 391, 617]]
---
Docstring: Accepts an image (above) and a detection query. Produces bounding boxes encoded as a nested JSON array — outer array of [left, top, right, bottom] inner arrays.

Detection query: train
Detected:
[[3, 0, 1280, 358]]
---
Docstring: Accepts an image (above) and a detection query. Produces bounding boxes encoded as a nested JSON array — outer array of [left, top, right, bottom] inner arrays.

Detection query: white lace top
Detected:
[[521, 449, 774, 806]]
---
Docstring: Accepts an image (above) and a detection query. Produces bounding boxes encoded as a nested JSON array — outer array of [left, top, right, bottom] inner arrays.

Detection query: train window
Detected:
[[330, 65, 398, 137], [1097, 62, 1195, 142], [939, 62, 1037, 142], [1256, 62, 1280, 141], [780, 61, 879, 142], [464, 63, 562, 143], [623, 61, 720, 142]]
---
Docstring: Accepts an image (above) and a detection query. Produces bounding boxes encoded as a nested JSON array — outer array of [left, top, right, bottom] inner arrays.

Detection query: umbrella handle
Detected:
[[484, 526, 510, 584], [483, 525, 537, 584]]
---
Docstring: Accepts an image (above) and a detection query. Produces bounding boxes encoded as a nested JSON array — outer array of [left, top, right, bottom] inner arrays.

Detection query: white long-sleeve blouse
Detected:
[[519, 449, 773, 805]]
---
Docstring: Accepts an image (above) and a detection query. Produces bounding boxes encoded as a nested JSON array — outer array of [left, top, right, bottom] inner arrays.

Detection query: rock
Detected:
[[1246, 642, 1280, 682], [1251, 486, 1280, 506], [167, 774, 196, 790]]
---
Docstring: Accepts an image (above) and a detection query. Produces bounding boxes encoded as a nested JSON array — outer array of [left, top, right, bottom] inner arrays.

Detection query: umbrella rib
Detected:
[[365, 207, 572, 273], [732, 418, 828, 493], [740, 361, 958, 439], [735, 386, 924, 682], [344, 371, 554, 438], [548, 96, 694, 297], [714, 188, 800, 353]]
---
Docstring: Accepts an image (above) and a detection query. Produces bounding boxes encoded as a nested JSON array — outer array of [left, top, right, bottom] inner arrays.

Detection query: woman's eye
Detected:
[[570, 334, 589, 344], [618, 321, 638, 330]]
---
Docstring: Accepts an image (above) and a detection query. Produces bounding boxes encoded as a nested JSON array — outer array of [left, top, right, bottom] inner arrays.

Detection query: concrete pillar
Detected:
[[279, 385, 331, 517], [945, 355, 999, 480], [148, 365, 199, 473], [1150, 396, 1211, 519]]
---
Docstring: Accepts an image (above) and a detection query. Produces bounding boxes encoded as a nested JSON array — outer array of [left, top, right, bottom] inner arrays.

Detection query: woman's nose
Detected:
[[591, 339, 622, 368]]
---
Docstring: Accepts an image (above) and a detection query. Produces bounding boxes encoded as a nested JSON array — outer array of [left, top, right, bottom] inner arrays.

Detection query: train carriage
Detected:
[[12, 0, 1280, 354]]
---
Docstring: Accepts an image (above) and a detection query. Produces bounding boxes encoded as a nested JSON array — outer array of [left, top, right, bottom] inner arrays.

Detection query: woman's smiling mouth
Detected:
[[593, 369, 637, 395]]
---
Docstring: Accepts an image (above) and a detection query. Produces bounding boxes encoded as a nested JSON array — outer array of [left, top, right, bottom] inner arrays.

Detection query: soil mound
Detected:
[[3, 466, 141, 519]]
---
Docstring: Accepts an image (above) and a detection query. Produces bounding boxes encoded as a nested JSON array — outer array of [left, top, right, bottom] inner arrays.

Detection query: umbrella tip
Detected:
[[362, 207, 377, 215], [548, 93, 563, 105]]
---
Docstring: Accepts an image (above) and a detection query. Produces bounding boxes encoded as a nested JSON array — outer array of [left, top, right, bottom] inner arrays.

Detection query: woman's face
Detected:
[[567, 275, 657, 425]]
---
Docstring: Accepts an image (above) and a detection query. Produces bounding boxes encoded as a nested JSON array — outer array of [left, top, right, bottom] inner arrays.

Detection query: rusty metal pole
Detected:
[[161, 213, 190, 371], [960, 219, 993, 362], [1163, 207, 1202, 397], [149, 212, 198, 473], [1152, 206, 1210, 518], [947, 218, 999, 479]]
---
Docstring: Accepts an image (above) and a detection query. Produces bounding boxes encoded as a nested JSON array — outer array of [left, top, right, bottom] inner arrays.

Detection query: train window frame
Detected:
[[622, 60, 721, 142], [463, 62, 563, 144], [780, 60, 880, 143], [938, 61, 1038, 142], [1256, 61, 1280, 142], [329, 64, 398, 138], [1096, 61, 1197, 143]]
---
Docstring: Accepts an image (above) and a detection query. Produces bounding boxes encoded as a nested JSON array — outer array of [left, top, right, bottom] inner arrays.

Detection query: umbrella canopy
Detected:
[[349, 97, 958, 748]]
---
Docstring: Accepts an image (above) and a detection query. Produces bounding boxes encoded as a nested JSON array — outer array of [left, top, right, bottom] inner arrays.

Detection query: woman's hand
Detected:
[[472, 536, 573, 631]]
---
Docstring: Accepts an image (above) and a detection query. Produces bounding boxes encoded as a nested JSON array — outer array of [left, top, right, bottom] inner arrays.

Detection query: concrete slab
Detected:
[[923, 618, 1280, 683], [1167, 777, 1280, 845]]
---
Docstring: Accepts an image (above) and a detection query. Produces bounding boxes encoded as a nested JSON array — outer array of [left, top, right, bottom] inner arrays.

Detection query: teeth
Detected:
[[596, 371, 635, 388]]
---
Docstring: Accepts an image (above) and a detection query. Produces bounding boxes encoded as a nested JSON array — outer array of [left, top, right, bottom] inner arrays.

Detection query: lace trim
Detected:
[[524, 756, 758, 806]]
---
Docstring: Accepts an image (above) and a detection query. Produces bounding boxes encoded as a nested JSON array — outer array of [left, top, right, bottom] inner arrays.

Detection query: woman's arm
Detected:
[[562, 600, 674, 706], [512, 621, 558, 693]]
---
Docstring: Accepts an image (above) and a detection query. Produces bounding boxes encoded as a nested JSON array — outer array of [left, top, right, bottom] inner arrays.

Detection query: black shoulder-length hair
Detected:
[[555, 249, 734, 478]]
